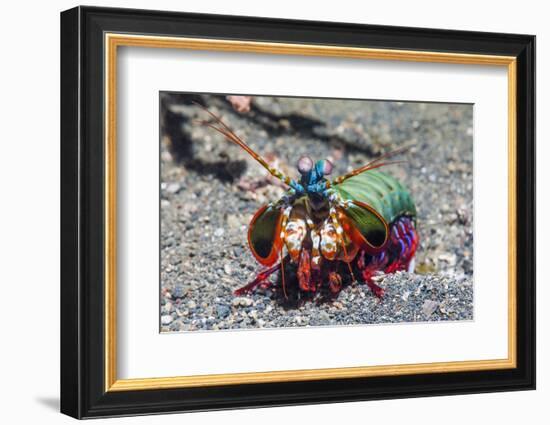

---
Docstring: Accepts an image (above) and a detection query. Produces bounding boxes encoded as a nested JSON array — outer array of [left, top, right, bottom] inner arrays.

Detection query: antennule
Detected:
[[332, 146, 412, 185], [194, 102, 300, 191]]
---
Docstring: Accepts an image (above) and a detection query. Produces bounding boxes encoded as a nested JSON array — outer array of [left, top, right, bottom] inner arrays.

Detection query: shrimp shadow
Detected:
[[222, 100, 378, 156], [161, 93, 247, 182], [161, 93, 378, 183]]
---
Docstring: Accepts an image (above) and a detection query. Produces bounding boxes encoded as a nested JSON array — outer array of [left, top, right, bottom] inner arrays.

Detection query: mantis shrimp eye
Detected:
[[321, 159, 333, 176], [297, 156, 313, 174]]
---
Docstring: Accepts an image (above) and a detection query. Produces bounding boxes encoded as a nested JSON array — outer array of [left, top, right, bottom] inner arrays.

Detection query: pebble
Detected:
[[438, 253, 457, 266], [172, 285, 187, 299], [227, 214, 241, 228], [165, 182, 181, 194], [216, 304, 231, 318], [422, 300, 439, 317], [161, 315, 174, 325], [232, 297, 253, 307]]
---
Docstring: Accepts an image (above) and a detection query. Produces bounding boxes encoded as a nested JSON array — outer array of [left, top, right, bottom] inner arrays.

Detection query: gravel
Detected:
[[159, 93, 474, 332]]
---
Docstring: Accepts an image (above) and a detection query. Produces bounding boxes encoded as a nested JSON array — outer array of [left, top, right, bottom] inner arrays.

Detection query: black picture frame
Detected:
[[60, 5, 535, 419]]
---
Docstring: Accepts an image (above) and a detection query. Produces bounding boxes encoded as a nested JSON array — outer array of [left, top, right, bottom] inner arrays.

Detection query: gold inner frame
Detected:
[[104, 33, 517, 392]]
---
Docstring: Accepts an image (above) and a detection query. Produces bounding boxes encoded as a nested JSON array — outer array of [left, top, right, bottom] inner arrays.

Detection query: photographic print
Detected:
[[160, 94, 473, 332], [61, 8, 535, 417]]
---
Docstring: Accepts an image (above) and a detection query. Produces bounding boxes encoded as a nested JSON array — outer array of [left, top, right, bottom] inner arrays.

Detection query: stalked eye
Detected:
[[321, 159, 333, 176], [297, 156, 313, 175]]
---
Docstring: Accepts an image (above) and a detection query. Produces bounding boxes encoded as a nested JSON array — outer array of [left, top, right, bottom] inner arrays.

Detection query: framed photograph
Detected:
[[60, 6, 535, 419]]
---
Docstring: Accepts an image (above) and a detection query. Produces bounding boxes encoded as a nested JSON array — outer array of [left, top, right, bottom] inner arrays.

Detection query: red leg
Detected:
[[365, 276, 385, 298], [328, 270, 343, 294], [358, 252, 387, 298], [362, 262, 390, 298], [234, 263, 281, 295], [297, 249, 313, 291]]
